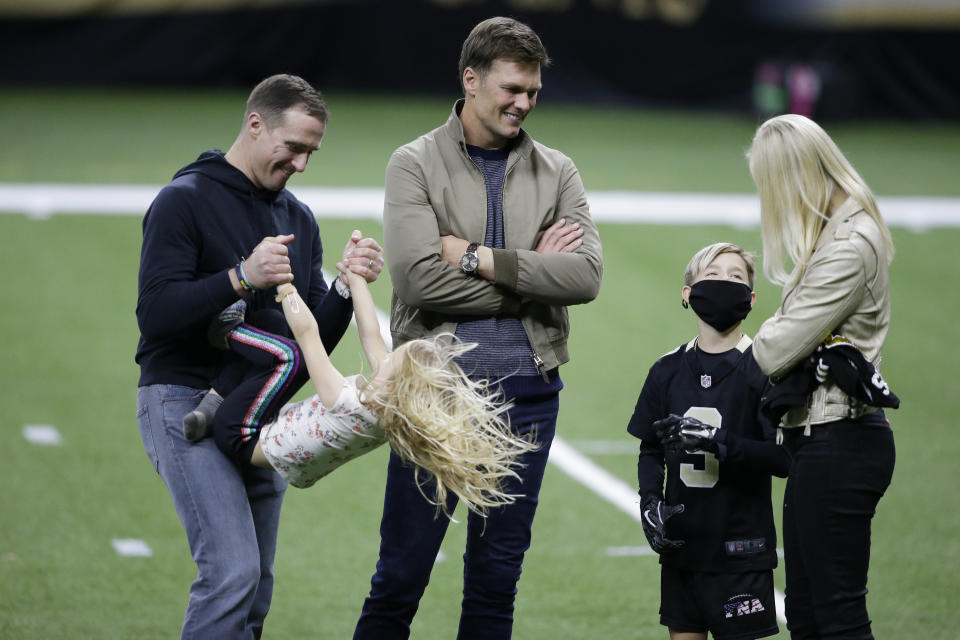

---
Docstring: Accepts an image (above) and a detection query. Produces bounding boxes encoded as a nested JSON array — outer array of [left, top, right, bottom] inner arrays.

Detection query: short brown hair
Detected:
[[458, 17, 551, 88], [244, 74, 328, 130]]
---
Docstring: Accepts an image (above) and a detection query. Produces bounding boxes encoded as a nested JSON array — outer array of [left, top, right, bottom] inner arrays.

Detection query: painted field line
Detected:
[[1, 183, 959, 230], [606, 546, 657, 557], [548, 437, 642, 519], [566, 439, 638, 455], [548, 435, 787, 625], [112, 538, 153, 557], [22, 424, 62, 445]]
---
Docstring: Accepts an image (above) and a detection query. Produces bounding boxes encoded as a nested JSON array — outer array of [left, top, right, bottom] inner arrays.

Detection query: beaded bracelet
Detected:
[[235, 263, 254, 291]]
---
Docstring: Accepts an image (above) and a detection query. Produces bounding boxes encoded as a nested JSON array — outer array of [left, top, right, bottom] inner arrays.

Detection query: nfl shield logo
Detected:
[[700, 375, 712, 388]]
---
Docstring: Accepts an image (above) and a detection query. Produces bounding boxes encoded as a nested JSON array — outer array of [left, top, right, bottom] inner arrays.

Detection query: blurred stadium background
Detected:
[[1, 1, 959, 638]]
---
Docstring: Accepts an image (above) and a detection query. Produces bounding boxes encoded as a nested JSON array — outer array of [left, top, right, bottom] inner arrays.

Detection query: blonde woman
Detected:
[[749, 114, 896, 639], [208, 232, 534, 517]]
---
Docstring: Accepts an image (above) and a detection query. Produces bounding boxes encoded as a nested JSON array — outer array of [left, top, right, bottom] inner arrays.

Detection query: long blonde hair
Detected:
[[362, 333, 536, 520], [747, 114, 894, 286]]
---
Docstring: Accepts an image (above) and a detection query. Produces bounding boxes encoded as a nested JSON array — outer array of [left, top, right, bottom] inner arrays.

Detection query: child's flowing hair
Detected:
[[362, 333, 536, 519]]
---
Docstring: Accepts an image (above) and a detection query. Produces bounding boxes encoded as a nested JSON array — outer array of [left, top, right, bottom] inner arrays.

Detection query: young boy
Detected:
[[626, 242, 790, 640]]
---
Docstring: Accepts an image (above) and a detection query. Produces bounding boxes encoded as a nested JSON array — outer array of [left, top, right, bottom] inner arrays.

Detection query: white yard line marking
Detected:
[[1, 183, 958, 230], [606, 546, 657, 557], [567, 440, 639, 455], [548, 437, 642, 520], [112, 539, 153, 557], [549, 435, 787, 625], [775, 590, 786, 625], [22, 424, 62, 445]]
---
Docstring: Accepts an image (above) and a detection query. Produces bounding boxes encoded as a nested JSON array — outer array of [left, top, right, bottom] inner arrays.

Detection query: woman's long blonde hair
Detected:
[[362, 333, 536, 520], [747, 114, 894, 286]]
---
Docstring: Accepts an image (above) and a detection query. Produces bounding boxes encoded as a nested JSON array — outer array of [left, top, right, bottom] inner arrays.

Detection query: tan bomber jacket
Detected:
[[753, 197, 891, 428], [383, 101, 603, 373]]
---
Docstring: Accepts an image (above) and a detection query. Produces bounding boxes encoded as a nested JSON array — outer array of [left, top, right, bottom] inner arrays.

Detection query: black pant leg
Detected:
[[783, 419, 895, 640], [212, 312, 306, 468]]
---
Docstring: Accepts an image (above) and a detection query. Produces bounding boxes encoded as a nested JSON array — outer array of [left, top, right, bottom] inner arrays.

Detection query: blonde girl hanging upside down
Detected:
[[194, 233, 535, 518]]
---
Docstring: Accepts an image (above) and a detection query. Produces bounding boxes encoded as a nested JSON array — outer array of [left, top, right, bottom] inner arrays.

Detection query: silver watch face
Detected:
[[459, 252, 479, 273]]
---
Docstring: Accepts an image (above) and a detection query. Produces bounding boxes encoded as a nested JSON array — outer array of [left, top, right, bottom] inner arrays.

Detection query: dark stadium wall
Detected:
[[0, 0, 957, 120]]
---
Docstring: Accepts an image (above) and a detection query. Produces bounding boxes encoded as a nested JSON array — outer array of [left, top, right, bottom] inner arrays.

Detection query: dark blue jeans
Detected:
[[782, 415, 895, 639], [354, 393, 559, 640]]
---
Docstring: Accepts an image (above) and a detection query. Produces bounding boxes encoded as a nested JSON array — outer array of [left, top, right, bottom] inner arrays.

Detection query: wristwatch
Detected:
[[459, 242, 480, 275]]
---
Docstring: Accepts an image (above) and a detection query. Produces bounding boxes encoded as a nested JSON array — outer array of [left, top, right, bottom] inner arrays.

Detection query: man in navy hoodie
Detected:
[[135, 74, 383, 639]]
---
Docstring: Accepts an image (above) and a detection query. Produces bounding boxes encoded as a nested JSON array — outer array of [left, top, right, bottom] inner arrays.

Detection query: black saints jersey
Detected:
[[627, 335, 790, 573]]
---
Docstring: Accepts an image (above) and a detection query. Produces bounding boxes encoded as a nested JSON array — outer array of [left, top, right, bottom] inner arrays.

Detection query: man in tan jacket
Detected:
[[354, 16, 602, 640]]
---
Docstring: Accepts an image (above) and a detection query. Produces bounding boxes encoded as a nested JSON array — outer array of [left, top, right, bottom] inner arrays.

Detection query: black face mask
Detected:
[[686, 280, 753, 332]]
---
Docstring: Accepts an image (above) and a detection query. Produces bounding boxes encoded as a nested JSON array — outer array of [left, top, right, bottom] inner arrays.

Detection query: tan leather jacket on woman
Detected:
[[753, 197, 891, 428]]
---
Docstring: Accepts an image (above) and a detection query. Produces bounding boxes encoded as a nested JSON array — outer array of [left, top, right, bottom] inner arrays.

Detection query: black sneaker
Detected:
[[208, 299, 247, 350]]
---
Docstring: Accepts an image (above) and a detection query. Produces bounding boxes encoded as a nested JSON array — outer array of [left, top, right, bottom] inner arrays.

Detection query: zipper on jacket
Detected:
[[499, 149, 524, 251], [532, 352, 550, 383], [464, 152, 490, 246]]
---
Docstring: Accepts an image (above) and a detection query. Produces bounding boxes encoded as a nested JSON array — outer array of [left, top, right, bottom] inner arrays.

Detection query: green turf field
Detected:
[[1, 89, 959, 638]]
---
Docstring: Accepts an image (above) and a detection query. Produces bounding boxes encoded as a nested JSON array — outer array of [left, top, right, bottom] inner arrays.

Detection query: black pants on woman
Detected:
[[781, 412, 895, 639]]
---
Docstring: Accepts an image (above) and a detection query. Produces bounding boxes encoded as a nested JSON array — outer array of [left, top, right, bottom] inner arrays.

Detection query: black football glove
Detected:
[[654, 413, 721, 454], [653, 414, 683, 446], [640, 496, 685, 554]]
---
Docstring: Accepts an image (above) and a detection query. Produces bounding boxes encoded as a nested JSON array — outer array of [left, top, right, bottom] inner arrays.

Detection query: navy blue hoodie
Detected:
[[136, 150, 352, 388]]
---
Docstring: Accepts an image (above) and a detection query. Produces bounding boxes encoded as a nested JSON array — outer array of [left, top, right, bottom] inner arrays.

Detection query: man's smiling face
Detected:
[[462, 58, 541, 149], [249, 106, 325, 191]]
